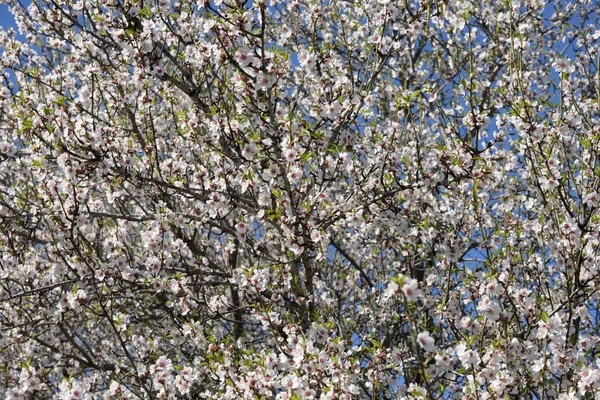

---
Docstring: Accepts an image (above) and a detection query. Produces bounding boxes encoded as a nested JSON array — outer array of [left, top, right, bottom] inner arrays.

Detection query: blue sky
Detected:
[[0, 5, 17, 31]]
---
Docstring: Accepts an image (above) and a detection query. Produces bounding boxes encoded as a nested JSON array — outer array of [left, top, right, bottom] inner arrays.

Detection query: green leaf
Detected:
[[19, 118, 33, 133], [473, 178, 479, 211], [55, 95, 68, 105], [140, 5, 152, 18]]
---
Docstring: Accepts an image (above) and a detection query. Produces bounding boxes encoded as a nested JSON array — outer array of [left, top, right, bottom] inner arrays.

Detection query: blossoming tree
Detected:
[[1, 0, 599, 398]]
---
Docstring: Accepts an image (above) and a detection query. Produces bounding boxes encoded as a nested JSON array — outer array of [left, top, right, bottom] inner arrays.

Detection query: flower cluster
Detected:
[[0, 0, 600, 398]]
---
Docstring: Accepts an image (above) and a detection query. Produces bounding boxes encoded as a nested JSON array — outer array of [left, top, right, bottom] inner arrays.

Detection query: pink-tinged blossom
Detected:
[[320, 101, 341, 119], [578, 368, 600, 394], [298, 51, 317, 72], [479, 295, 501, 321], [283, 148, 298, 163], [455, 343, 480, 366], [236, 221, 250, 240], [67, 289, 88, 310], [542, 176, 559, 190], [401, 278, 422, 301], [255, 72, 275, 91], [552, 58, 575, 74], [19, 366, 43, 393], [78, 85, 91, 100], [434, 350, 455, 371], [584, 192, 599, 207], [382, 281, 399, 303], [4, 389, 22, 400], [417, 331, 436, 352], [287, 165, 303, 184], [0, 142, 16, 157], [309, 325, 328, 344], [482, 279, 501, 295], [107, 381, 121, 397]]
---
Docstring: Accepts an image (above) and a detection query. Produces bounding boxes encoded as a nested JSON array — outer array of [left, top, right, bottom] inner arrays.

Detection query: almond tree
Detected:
[[1, 0, 599, 399]]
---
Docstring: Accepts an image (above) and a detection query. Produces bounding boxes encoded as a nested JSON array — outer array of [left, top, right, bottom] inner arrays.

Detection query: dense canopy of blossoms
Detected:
[[1, 0, 600, 398]]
